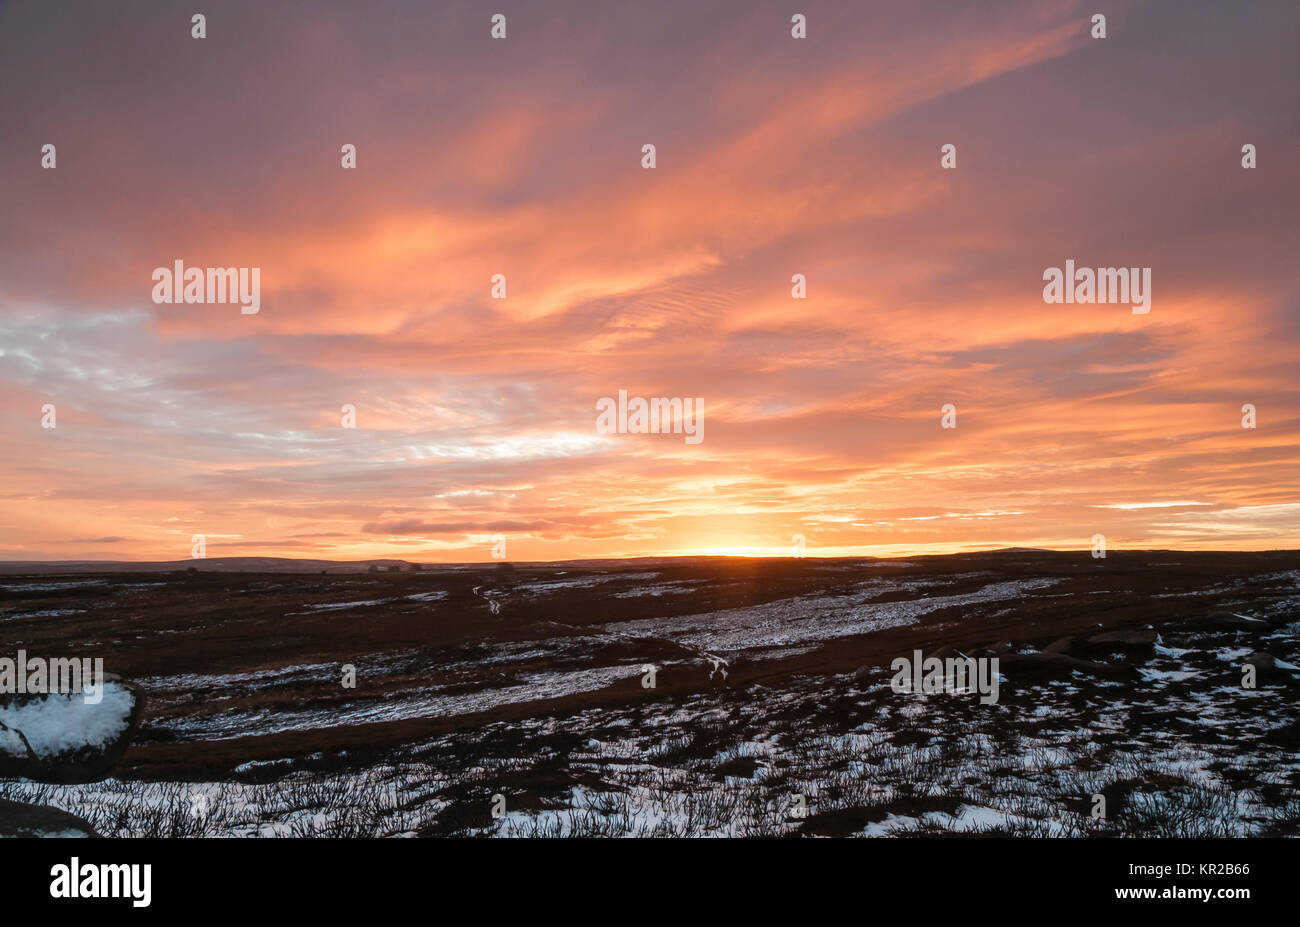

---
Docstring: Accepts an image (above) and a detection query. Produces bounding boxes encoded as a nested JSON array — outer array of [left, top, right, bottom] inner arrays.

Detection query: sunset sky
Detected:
[[1, 0, 1297, 562]]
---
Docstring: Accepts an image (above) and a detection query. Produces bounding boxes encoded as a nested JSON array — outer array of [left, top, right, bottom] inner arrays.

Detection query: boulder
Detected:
[[925, 645, 970, 662], [1077, 628, 1158, 656], [1089, 628, 1157, 646], [1180, 612, 1269, 633], [0, 797, 98, 838], [999, 652, 1136, 681], [1042, 636, 1075, 654], [0, 679, 145, 784], [1243, 652, 1300, 682]]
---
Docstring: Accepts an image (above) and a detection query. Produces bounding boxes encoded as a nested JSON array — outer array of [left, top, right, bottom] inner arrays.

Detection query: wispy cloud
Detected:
[[1, 0, 1296, 560]]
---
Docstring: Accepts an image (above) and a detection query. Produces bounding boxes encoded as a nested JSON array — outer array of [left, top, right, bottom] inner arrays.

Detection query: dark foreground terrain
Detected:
[[2, 550, 1298, 836]]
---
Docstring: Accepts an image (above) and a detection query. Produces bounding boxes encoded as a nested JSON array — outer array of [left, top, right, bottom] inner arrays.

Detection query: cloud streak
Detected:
[[0, 0, 1296, 560]]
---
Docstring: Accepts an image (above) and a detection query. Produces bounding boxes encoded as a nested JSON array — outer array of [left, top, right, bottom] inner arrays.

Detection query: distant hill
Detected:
[[0, 555, 714, 575], [0, 548, 1286, 575], [0, 554, 868, 575], [0, 557, 420, 575]]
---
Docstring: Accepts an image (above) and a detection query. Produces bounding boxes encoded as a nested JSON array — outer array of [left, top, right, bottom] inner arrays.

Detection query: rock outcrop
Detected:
[[0, 676, 146, 836], [0, 679, 145, 783], [0, 797, 99, 838]]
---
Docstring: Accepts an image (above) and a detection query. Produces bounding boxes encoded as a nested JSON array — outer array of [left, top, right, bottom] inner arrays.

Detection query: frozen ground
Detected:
[[1, 551, 1297, 837]]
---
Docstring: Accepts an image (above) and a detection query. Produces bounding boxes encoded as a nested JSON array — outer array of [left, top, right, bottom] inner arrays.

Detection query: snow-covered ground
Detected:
[[3, 561, 1297, 837]]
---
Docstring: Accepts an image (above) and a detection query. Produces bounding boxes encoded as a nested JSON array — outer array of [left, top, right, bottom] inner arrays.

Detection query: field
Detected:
[[2, 550, 1299, 837]]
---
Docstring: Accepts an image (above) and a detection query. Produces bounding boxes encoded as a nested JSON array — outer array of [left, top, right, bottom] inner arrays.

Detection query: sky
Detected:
[[0, 0, 1297, 562]]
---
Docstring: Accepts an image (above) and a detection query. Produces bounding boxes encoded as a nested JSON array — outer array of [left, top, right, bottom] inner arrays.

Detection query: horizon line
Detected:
[[1, 545, 1296, 570]]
